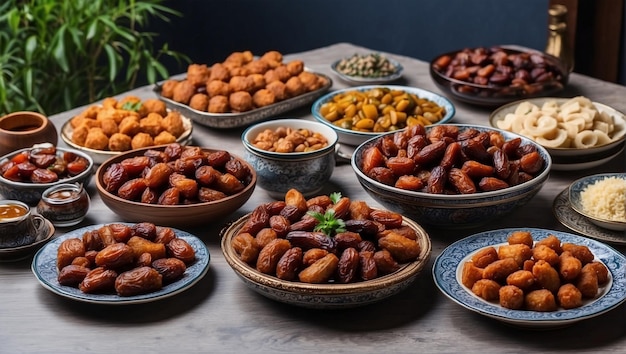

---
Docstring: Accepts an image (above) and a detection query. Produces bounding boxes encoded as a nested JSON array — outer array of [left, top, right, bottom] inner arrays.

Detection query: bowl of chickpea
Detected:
[[242, 118, 338, 199], [311, 85, 455, 147], [351, 124, 552, 228]]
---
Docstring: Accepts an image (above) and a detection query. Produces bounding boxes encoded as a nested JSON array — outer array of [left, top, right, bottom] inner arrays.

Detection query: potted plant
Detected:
[[0, 0, 188, 115]]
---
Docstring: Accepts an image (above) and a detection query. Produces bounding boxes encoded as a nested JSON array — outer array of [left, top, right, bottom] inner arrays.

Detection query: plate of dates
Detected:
[[31, 223, 210, 304]]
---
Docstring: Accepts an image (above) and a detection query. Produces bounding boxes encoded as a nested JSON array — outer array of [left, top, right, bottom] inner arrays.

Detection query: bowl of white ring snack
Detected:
[[489, 96, 626, 170]]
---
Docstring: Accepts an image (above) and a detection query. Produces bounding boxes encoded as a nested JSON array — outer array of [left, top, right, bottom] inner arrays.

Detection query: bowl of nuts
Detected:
[[312, 85, 455, 146], [95, 142, 256, 227], [351, 124, 552, 228], [220, 189, 432, 309], [242, 118, 338, 198], [430, 45, 568, 107], [0, 143, 94, 205]]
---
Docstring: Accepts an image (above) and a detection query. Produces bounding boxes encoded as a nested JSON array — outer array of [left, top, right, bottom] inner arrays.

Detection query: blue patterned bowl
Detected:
[[242, 118, 337, 199], [351, 124, 552, 228]]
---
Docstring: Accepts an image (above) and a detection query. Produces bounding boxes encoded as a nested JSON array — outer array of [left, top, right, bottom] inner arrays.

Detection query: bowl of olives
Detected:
[[0, 143, 94, 205], [95, 143, 256, 227]]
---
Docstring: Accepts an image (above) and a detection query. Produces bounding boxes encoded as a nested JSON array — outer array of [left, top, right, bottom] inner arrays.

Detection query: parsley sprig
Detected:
[[307, 192, 346, 237], [121, 101, 143, 112]]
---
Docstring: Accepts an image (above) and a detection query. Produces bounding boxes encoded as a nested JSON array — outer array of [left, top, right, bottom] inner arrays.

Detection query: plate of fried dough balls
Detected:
[[61, 95, 193, 164], [154, 50, 332, 129], [433, 228, 626, 328]]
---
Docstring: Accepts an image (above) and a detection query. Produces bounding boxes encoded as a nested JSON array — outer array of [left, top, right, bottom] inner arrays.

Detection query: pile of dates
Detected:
[[360, 124, 546, 194], [232, 189, 422, 284], [0, 145, 90, 183], [432, 46, 566, 97], [56, 222, 196, 296], [102, 143, 253, 205]]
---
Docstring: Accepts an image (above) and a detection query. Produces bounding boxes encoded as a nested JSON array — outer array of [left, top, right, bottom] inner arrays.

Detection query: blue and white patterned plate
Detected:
[[31, 224, 210, 305], [433, 228, 626, 328]]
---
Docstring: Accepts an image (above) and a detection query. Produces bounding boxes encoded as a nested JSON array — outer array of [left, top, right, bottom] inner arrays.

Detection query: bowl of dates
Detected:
[[0, 143, 94, 205], [351, 124, 551, 228], [95, 143, 256, 227], [430, 45, 568, 107], [221, 189, 432, 309]]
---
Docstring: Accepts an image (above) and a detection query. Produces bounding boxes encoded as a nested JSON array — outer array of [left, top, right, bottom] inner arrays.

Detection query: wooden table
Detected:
[[1, 43, 625, 354]]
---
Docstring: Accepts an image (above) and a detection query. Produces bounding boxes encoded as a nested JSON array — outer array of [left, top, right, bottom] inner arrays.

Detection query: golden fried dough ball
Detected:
[[505, 270, 535, 290], [225, 51, 253, 67], [131, 132, 154, 149], [559, 251, 582, 281], [71, 125, 89, 146], [557, 283, 583, 309], [265, 81, 287, 101], [206, 80, 231, 98], [160, 80, 179, 99], [100, 118, 118, 136], [482, 258, 519, 282], [577, 263, 600, 298], [273, 65, 292, 82], [525, 289, 557, 312], [101, 97, 117, 109], [209, 63, 230, 82], [248, 74, 266, 92], [84, 128, 109, 150], [461, 261, 484, 288], [252, 89, 276, 108], [162, 111, 185, 137], [507, 231, 534, 247], [97, 107, 126, 123], [285, 76, 305, 97], [118, 116, 141, 136], [229, 91, 253, 112], [245, 60, 270, 75], [534, 234, 562, 254], [298, 71, 321, 92], [562, 243, 594, 264], [286, 60, 304, 76], [71, 116, 98, 129], [172, 80, 196, 105], [186, 64, 210, 87], [140, 113, 164, 136], [229, 66, 250, 77], [471, 246, 498, 268], [471, 279, 500, 301], [263, 69, 281, 84], [499, 285, 524, 309], [532, 244, 560, 266], [229, 76, 254, 93], [81, 105, 101, 119], [108, 133, 132, 152], [189, 93, 209, 111], [261, 50, 283, 63], [586, 261, 609, 285], [498, 244, 532, 267], [532, 259, 560, 293], [142, 98, 167, 116], [154, 131, 177, 145], [208, 95, 229, 113]]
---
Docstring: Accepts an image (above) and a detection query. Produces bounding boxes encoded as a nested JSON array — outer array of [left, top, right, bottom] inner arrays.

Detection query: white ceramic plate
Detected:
[[568, 173, 626, 231], [553, 188, 626, 245], [31, 224, 210, 305], [61, 112, 193, 165], [330, 57, 404, 84], [433, 228, 626, 328]]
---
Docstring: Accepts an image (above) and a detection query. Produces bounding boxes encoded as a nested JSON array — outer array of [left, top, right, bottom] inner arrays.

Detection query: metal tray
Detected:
[[154, 71, 332, 129]]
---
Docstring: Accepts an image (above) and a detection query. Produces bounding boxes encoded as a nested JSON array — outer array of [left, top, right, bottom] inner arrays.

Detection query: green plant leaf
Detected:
[[51, 26, 69, 72], [25, 35, 37, 62], [103, 43, 119, 82]]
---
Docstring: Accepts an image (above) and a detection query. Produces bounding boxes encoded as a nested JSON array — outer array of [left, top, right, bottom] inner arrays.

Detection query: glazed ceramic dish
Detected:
[[311, 85, 455, 146], [489, 97, 626, 170], [351, 124, 551, 228], [433, 228, 626, 328], [221, 211, 432, 309], [553, 188, 626, 245], [31, 224, 210, 304], [568, 173, 626, 231], [0, 218, 54, 262], [95, 145, 256, 227], [241, 118, 338, 198], [0, 111, 58, 157], [154, 71, 332, 129], [330, 57, 404, 85], [61, 113, 193, 165]]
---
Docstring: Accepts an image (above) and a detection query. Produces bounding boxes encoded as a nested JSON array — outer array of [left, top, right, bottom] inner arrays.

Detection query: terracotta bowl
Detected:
[[0, 111, 58, 157], [95, 145, 256, 227]]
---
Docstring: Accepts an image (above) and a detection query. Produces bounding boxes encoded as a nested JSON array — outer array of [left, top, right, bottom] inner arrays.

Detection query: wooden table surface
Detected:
[[1, 43, 625, 354]]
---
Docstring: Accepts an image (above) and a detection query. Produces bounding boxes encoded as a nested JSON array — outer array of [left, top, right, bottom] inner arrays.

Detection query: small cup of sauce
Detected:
[[0, 200, 47, 248], [37, 183, 90, 227]]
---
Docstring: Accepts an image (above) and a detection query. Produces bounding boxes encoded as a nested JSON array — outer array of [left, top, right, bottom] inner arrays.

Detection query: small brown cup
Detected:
[[0, 200, 47, 248]]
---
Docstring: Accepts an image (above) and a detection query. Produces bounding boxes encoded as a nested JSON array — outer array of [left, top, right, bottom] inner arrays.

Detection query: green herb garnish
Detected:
[[307, 192, 346, 237], [121, 101, 143, 112]]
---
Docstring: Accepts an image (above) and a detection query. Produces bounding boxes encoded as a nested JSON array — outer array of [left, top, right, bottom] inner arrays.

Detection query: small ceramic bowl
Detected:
[[489, 97, 626, 170], [0, 111, 58, 157], [0, 145, 94, 205], [351, 124, 552, 228], [568, 173, 626, 231], [242, 118, 338, 199]]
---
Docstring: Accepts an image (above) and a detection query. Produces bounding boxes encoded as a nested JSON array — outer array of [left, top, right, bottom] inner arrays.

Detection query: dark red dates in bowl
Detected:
[[351, 124, 552, 228], [95, 143, 256, 227], [0, 144, 94, 205], [429, 45, 568, 106]]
